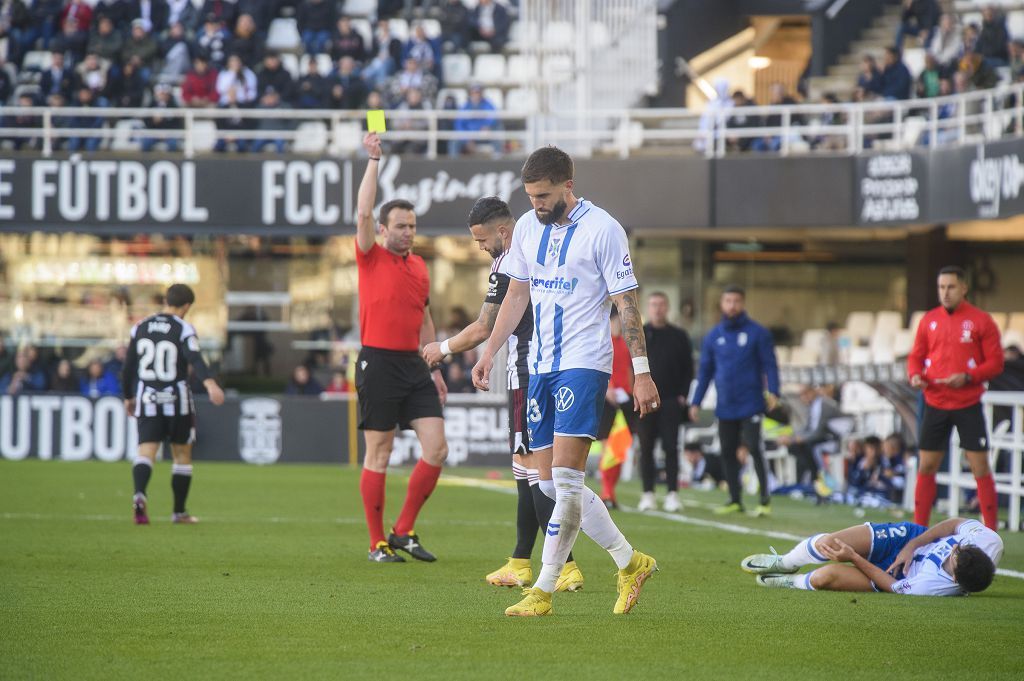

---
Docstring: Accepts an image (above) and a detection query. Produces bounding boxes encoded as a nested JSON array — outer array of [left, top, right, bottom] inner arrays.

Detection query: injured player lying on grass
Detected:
[[740, 517, 1003, 596]]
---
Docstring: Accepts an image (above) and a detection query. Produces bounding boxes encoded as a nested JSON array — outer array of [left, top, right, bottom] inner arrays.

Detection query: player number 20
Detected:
[[137, 338, 179, 382]]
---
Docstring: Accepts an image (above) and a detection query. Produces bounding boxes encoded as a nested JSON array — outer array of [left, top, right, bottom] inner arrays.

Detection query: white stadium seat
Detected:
[[350, 18, 373, 47], [892, 330, 915, 359], [300, 54, 334, 76], [293, 121, 328, 154], [506, 54, 539, 85], [266, 18, 301, 52], [589, 22, 611, 49], [504, 87, 539, 114], [990, 312, 1008, 333], [330, 122, 363, 156], [22, 50, 52, 72], [845, 311, 876, 344], [437, 87, 468, 108], [543, 55, 574, 83], [111, 119, 144, 152], [908, 310, 926, 332], [420, 19, 442, 40], [902, 47, 926, 77], [1007, 312, 1024, 336], [280, 53, 299, 79], [344, 0, 377, 17], [482, 87, 504, 110], [472, 53, 506, 85], [508, 21, 539, 51], [874, 311, 902, 337], [191, 120, 218, 153], [443, 54, 472, 86], [388, 18, 409, 42], [542, 21, 575, 48]]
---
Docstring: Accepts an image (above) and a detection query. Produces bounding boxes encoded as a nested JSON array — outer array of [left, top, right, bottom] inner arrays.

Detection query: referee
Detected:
[[355, 132, 449, 563], [908, 266, 1004, 530]]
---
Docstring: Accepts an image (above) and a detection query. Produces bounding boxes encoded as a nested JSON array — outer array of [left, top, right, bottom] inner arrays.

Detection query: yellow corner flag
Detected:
[[366, 110, 387, 133], [599, 411, 632, 471]]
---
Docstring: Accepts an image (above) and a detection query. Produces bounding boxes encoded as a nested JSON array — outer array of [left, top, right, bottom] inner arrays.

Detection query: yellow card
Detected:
[[367, 110, 387, 133]]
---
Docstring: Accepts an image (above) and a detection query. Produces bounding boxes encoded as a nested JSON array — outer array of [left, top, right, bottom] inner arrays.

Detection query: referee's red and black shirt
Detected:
[[356, 240, 430, 352]]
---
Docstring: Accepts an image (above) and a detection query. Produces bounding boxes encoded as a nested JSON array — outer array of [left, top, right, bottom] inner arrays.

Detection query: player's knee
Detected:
[[810, 565, 837, 589], [422, 441, 448, 466], [813, 534, 834, 558]]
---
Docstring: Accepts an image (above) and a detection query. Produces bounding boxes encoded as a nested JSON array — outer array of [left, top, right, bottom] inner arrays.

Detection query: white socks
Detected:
[[534, 468, 584, 593], [780, 534, 829, 571], [794, 571, 817, 590], [538, 471, 634, 571]]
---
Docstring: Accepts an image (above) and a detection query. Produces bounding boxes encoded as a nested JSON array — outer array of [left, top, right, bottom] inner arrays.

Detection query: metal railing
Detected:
[[1, 82, 1021, 159]]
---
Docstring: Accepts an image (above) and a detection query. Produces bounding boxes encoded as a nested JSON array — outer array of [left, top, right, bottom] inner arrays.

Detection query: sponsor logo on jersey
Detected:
[[147, 321, 172, 334], [238, 398, 283, 465], [616, 266, 633, 280], [530, 275, 579, 294], [555, 386, 575, 413], [622, 254, 631, 267], [929, 321, 938, 331], [486, 274, 499, 298]]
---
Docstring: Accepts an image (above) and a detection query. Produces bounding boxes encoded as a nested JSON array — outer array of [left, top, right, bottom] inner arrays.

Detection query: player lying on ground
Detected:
[[741, 517, 1002, 596]]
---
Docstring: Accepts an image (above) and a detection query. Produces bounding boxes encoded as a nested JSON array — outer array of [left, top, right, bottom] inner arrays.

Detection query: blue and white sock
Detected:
[[534, 467, 584, 593], [794, 571, 817, 591], [780, 534, 829, 570], [539, 474, 633, 569]]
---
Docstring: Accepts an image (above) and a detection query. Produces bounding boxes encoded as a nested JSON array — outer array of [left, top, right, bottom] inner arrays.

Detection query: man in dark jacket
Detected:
[[977, 5, 1010, 66], [896, 0, 939, 50], [257, 51, 294, 104], [637, 291, 694, 513], [690, 285, 780, 516], [879, 47, 913, 99]]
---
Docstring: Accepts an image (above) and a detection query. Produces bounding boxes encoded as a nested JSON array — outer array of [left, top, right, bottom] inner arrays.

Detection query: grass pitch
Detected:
[[2, 459, 1023, 681]]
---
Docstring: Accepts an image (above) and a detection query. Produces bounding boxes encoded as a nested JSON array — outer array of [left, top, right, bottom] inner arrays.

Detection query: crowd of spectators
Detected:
[[0, 341, 127, 397], [0, 0, 514, 155]]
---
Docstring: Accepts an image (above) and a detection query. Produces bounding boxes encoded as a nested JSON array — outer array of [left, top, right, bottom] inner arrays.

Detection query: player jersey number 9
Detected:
[[137, 338, 179, 382]]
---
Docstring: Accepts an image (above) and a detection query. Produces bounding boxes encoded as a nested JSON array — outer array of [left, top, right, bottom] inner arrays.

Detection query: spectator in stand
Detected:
[[363, 19, 402, 90], [215, 52, 256, 152], [104, 344, 127, 379], [437, 92, 458, 155], [196, 13, 229, 69], [896, 0, 939, 50], [237, 0, 272, 38], [403, 23, 439, 77], [4, 93, 42, 149], [18, 0, 61, 58], [1009, 39, 1024, 75], [761, 82, 803, 151], [778, 384, 841, 487], [166, 0, 201, 35], [257, 51, 293, 105], [0, 351, 48, 394], [229, 12, 262, 69], [295, 54, 329, 108], [121, 18, 159, 79], [470, 0, 509, 51], [87, 15, 123, 64], [329, 16, 366, 63], [929, 13, 962, 76], [53, 14, 89, 65], [725, 89, 759, 152], [182, 54, 218, 107], [142, 83, 182, 151], [324, 369, 350, 395], [0, 56, 13, 100], [75, 52, 110, 101], [106, 55, 147, 106], [917, 52, 942, 98], [252, 85, 291, 154], [93, 0, 130, 32], [846, 435, 889, 500], [819, 321, 841, 365], [41, 50, 74, 100], [438, 0, 470, 52], [857, 54, 882, 95], [960, 43, 999, 90], [977, 5, 1010, 67], [392, 86, 430, 155], [81, 359, 121, 397], [285, 364, 323, 396], [199, 0, 236, 30], [446, 362, 475, 394], [46, 93, 70, 147], [684, 442, 725, 488], [159, 21, 193, 81], [992, 344, 1024, 391], [298, 0, 335, 56], [881, 433, 907, 504], [329, 55, 368, 109], [61, 0, 93, 31], [126, 0, 170, 35], [50, 359, 79, 393], [450, 84, 498, 157], [376, 0, 402, 20], [68, 86, 105, 152], [880, 46, 913, 100], [1, 1, 31, 65], [387, 56, 437, 107]]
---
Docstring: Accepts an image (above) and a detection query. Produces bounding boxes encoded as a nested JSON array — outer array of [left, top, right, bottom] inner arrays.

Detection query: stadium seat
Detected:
[[443, 54, 472, 86], [293, 121, 328, 154], [870, 329, 897, 363], [788, 346, 818, 366], [508, 21, 540, 51], [111, 119, 144, 152], [389, 18, 410, 42], [902, 116, 926, 147], [21, 50, 52, 72], [345, 0, 376, 17], [848, 347, 873, 365], [1009, 11, 1024, 39], [329, 121, 363, 156], [473, 54, 506, 85], [892, 329, 915, 359], [280, 53, 300, 79], [350, 18, 373, 47], [506, 54, 539, 85], [1007, 312, 1024, 336], [420, 19, 442, 40], [543, 21, 575, 48], [990, 312, 1008, 333], [505, 87, 540, 114], [543, 55, 574, 83], [482, 86, 504, 110], [437, 87, 468, 108], [775, 346, 791, 365], [909, 310, 926, 332], [190, 120, 218, 152], [902, 48, 926, 77], [589, 22, 611, 49], [300, 54, 334, 76], [875, 311, 902, 337], [266, 18, 301, 52], [1003, 329, 1024, 350], [845, 311, 876, 344], [800, 328, 826, 352]]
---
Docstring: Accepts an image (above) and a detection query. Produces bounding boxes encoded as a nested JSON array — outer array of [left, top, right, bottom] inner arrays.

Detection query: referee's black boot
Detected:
[[388, 531, 437, 562]]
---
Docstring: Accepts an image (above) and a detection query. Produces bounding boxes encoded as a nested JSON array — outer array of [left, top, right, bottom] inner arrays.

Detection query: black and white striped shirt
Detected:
[[487, 250, 532, 390], [122, 314, 212, 418]]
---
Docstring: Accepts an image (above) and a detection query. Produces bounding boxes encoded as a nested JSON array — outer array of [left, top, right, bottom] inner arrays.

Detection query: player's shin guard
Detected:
[[534, 467, 584, 593], [531, 478, 574, 564], [914, 472, 937, 527], [360, 468, 387, 550], [975, 473, 999, 530], [170, 464, 193, 514], [132, 457, 153, 496], [580, 485, 634, 569], [512, 462, 539, 559], [780, 533, 830, 570], [393, 459, 442, 536]]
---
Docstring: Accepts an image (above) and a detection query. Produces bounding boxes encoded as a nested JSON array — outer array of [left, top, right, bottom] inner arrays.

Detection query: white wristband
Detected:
[[439, 339, 452, 357], [632, 356, 650, 374]]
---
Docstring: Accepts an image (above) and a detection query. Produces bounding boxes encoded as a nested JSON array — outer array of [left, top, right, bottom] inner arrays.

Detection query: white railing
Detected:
[[1, 82, 1021, 158]]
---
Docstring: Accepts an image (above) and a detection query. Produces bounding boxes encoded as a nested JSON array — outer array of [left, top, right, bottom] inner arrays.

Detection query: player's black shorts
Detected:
[[508, 386, 529, 455], [598, 398, 637, 440], [137, 414, 195, 445], [919, 402, 989, 452], [355, 346, 443, 431]]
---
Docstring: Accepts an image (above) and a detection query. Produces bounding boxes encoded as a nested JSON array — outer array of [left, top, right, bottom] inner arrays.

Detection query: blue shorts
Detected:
[[866, 521, 927, 572], [526, 369, 610, 451]]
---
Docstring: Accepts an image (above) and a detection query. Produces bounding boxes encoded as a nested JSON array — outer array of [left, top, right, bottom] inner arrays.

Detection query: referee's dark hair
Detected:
[[953, 545, 996, 593], [521, 146, 574, 185], [165, 284, 195, 308], [938, 265, 966, 281], [378, 199, 415, 227], [722, 284, 746, 297], [468, 196, 512, 227]]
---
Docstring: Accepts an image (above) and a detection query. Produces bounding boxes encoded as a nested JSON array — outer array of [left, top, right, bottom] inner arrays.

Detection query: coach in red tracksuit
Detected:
[[907, 266, 1003, 530]]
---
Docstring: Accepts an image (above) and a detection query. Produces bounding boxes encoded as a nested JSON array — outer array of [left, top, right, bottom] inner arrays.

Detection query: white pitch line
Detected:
[[445, 475, 1024, 582]]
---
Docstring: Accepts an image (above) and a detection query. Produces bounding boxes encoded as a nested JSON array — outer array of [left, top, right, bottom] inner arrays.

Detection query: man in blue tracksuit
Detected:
[[689, 285, 780, 516]]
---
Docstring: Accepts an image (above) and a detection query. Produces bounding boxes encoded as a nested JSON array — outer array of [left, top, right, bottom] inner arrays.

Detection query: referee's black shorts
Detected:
[[919, 401, 989, 452], [355, 346, 443, 431], [508, 387, 529, 455], [137, 414, 195, 445]]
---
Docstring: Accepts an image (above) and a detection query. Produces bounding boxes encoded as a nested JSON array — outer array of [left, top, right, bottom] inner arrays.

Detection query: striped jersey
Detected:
[[890, 520, 1004, 596], [122, 313, 213, 418], [486, 249, 532, 389], [505, 198, 638, 375]]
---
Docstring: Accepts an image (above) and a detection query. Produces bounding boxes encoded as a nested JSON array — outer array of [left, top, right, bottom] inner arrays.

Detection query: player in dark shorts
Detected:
[[355, 132, 449, 563], [423, 197, 583, 591], [123, 284, 225, 525]]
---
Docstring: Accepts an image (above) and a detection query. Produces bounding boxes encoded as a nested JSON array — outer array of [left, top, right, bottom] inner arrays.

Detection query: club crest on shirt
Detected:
[[738, 332, 748, 346], [930, 321, 938, 331], [961, 329, 972, 343], [547, 237, 562, 261]]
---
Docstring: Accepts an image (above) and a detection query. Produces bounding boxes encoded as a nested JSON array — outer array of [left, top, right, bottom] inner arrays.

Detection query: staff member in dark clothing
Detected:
[[690, 285, 780, 517], [637, 291, 693, 513], [354, 132, 449, 564]]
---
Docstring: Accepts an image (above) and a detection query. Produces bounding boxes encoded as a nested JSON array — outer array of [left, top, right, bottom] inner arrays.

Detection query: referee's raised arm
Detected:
[[356, 132, 383, 254]]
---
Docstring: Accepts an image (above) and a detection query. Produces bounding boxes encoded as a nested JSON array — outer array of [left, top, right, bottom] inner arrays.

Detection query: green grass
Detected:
[[2, 460, 1023, 681]]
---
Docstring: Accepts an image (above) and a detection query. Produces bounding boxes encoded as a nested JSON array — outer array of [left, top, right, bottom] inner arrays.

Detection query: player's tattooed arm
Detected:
[[422, 302, 496, 365], [612, 289, 648, 359]]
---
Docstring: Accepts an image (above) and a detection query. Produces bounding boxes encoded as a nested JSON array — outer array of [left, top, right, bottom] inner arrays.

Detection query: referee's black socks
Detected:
[[171, 464, 193, 514]]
